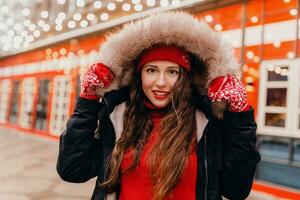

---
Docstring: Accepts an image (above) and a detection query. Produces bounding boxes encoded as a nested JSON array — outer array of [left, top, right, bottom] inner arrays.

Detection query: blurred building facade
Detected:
[[0, 0, 300, 193]]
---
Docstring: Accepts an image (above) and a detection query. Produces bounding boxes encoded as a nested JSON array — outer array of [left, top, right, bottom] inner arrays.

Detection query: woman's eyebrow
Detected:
[[144, 64, 158, 68], [167, 66, 180, 69]]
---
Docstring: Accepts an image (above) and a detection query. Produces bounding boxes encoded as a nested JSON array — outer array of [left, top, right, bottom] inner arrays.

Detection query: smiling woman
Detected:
[[141, 61, 180, 108], [57, 11, 260, 200]]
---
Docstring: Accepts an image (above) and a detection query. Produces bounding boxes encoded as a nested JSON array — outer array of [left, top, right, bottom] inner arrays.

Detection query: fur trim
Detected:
[[95, 11, 240, 91], [84, 11, 241, 117]]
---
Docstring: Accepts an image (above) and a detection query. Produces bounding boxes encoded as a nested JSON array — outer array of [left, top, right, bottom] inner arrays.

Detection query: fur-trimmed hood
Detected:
[[92, 11, 240, 105]]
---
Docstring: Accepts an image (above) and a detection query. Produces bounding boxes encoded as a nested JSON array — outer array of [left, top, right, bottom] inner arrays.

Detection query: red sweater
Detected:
[[119, 107, 197, 200]]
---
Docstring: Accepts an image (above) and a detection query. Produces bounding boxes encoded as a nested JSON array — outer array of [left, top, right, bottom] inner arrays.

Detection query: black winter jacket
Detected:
[[57, 88, 261, 200]]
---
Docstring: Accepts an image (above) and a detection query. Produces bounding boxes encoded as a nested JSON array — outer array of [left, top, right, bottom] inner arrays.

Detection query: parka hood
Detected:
[[94, 11, 240, 96]]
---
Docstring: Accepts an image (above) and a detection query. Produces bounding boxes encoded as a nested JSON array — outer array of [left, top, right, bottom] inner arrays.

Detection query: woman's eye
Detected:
[[146, 68, 156, 73], [168, 69, 179, 76]]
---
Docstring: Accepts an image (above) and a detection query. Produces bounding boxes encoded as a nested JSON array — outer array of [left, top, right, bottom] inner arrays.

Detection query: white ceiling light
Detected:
[[29, 24, 36, 31], [87, 13, 96, 21], [68, 20, 76, 29], [107, 3, 116, 11], [58, 12, 66, 20], [73, 13, 82, 21], [251, 16, 258, 23], [134, 4, 143, 11], [100, 13, 109, 21], [284, 0, 291, 3], [22, 8, 31, 16], [24, 19, 31, 27], [8, 30, 15, 38], [146, 0, 156, 6], [26, 35, 34, 43], [287, 51, 295, 59], [14, 36, 23, 43], [33, 30, 41, 38], [122, 3, 131, 11], [21, 30, 28, 37], [80, 20, 88, 27], [42, 24, 50, 32], [41, 10, 49, 19], [76, 0, 85, 7], [60, 48, 67, 55], [23, 42, 30, 48], [214, 24, 223, 31], [171, 0, 181, 6], [160, 0, 169, 7], [6, 18, 14, 26], [205, 15, 213, 23], [93, 1, 102, 9], [55, 24, 63, 31], [246, 51, 254, 59], [57, 0, 66, 5], [290, 9, 297, 16], [132, 0, 141, 4]]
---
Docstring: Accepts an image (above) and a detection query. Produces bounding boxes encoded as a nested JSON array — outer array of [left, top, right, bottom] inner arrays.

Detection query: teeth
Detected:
[[153, 91, 168, 95]]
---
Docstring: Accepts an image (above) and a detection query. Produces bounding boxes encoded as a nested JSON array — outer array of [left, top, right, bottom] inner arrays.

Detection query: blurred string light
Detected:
[[146, 0, 156, 6], [41, 10, 49, 19], [251, 16, 258, 23], [107, 3, 116, 11], [76, 0, 85, 8], [80, 20, 88, 28], [214, 24, 223, 31], [205, 15, 213, 23], [93, 1, 102, 9], [160, 0, 170, 7], [290, 9, 297, 16], [172, 0, 181, 6], [0, 0, 190, 53], [122, 3, 131, 11], [134, 4, 143, 11], [100, 13, 109, 21], [87, 13, 96, 21]]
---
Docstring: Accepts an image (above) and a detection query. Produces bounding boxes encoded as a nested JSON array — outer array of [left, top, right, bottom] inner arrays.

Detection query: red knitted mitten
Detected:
[[208, 75, 250, 112], [80, 63, 114, 101]]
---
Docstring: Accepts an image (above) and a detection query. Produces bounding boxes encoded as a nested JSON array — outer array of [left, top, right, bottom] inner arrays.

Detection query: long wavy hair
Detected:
[[101, 67, 197, 200]]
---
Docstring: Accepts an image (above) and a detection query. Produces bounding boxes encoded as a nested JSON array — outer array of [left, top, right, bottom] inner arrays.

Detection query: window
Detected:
[[9, 81, 21, 125], [0, 79, 12, 123], [49, 75, 71, 136], [34, 79, 50, 131], [258, 59, 300, 138], [19, 78, 36, 129]]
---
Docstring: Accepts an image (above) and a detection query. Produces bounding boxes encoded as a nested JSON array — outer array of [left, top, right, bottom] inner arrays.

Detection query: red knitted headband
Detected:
[[136, 45, 191, 72]]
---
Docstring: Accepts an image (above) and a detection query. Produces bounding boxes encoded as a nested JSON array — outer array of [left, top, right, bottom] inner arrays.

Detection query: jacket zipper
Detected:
[[203, 119, 212, 200], [204, 134, 208, 200]]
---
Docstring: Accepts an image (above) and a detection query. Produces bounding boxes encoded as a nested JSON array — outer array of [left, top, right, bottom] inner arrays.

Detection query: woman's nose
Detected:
[[155, 73, 167, 87]]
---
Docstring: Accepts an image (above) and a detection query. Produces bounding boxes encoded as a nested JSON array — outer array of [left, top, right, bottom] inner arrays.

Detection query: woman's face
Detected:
[[141, 60, 180, 108]]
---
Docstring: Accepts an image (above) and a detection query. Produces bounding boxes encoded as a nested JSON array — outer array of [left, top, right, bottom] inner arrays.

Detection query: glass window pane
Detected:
[[260, 139, 289, 160], [298, 114, 300, 129], [9, 81, 20, 124], [266, 88, 287, 106], [265, 113, 286, 127], [294, 142, 300, 163], [267, 66, 288, 81]]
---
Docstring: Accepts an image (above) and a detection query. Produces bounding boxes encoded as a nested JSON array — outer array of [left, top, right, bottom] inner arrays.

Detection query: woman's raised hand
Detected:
[[208, 75, 250, 112], [80, 63, 114, 101]]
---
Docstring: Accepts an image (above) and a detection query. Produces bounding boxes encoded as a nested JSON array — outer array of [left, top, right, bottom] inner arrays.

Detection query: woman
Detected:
[[57, 12, 260, 200]]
